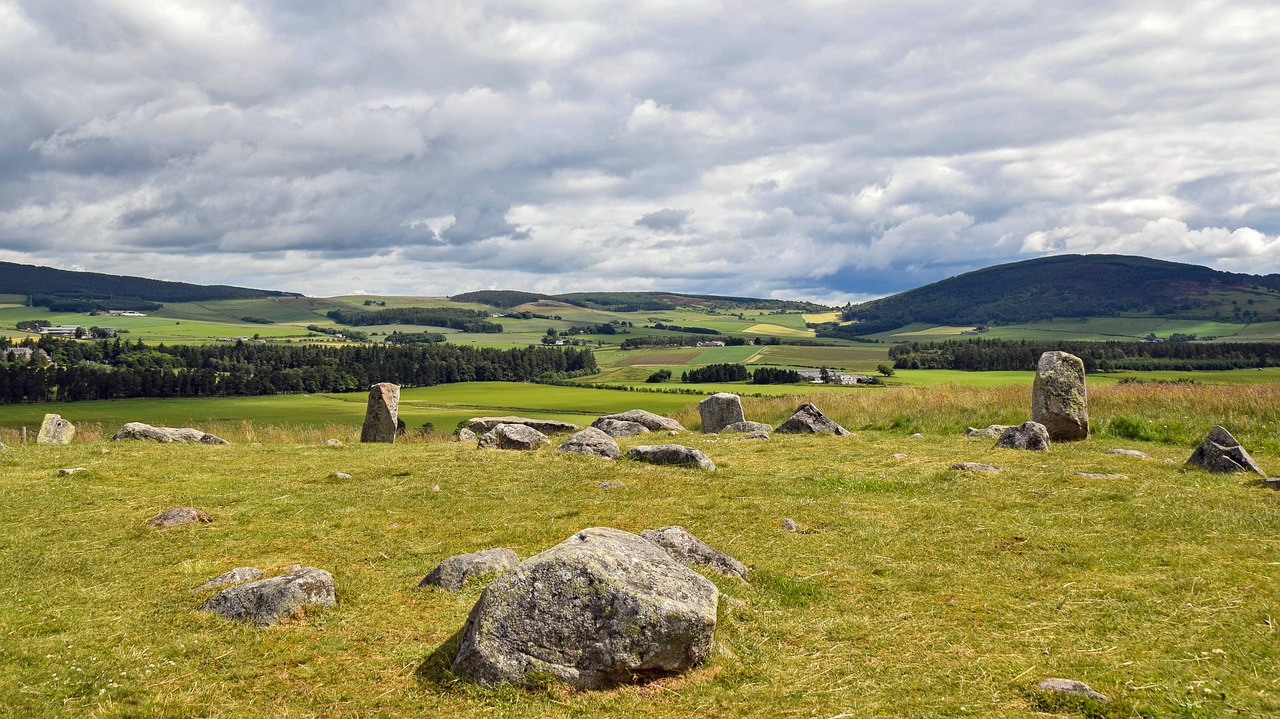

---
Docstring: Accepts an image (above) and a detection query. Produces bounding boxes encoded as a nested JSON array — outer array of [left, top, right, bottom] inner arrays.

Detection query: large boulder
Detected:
[[1031, 351, 1089, 441], [597, 409, 686, 432], [698, 393, 744, 434], [625, 445, 716, 470], [640, 526, 748, 579], [1186, 425, 1266, 476], [591, 417, 650, 437], [556, 427, 621, 460], [467, 417, 579, 434], [995, 421, 1051, 451], [478, 423, 550, 451], [775, 403, 850, 435], [112, 422, 229, 445], [360, 382, 400, 443], [418, 549, 520, 592], [451, 527, 718, 689], [197, 567, 336, 626], [37, 413, 75, 444]]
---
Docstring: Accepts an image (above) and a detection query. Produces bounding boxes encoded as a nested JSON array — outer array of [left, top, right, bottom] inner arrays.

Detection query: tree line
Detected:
[[888, 338, 1280, 371], [326, 307, 503, 333]]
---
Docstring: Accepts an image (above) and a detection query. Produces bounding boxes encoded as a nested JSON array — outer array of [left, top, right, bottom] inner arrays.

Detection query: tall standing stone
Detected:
[[360, 382, 400, 443], [698, 392, 745, 433], [37, 414, 75, 444], [1031, 351, 1089, 441]]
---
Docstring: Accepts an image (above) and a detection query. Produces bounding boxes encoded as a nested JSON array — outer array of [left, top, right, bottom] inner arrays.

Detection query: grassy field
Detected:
[[2, 381, 1279, 717]]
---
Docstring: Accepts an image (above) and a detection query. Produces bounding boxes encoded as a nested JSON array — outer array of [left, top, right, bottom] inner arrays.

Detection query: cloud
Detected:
[[634, 208, 691, 233]]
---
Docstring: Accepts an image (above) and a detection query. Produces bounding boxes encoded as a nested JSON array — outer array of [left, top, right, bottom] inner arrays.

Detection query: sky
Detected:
[[2, 1, 1280, 303]]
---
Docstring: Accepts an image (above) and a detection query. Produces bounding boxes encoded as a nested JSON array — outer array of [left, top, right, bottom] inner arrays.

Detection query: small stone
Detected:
[[598, 481, 625, 489], [781, 518, 798, 532], [641, 526, 749, 579], [147, 507, 213, 528], [892, 453, 908, 459], [626, 444, 716, 470], [1261, 478, 1280, 490], [965, 425, 1008, 439], [418, 548, 520, 592], [432, 485, 441, 492], [198, 567, 336, 626], [1106, 448, 1149, 458], [1076, 472, 1127, 479], [59, 467, 88, 476], [951, 462, 1001, 473], [995, 421, 1051, 451], [333, 471, 352, 479], [1034, 677, 1110, 703], [198, 567, 264, 591], [324, 438, 342, 447], [741, 430, 770, 441], [908, 433, 924, 439]]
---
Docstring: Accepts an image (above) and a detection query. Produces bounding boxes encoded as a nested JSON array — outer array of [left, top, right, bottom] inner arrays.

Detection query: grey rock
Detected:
[[591, 418, 650, 438], [775, 403, 850, 435], [951, 462, 1001, 473], [418, 548, 520, 592], [37, 413, 75, 444], [1106, 448, 1149, 458], [467, 416, 579, 434], [1077, 473, 1127, 479], [966, 425, 1009, 439], [781, 518, 798, 532], [199, 567, 264, 591], [720, 420, 772, 434], [556, 427, 621, 460], [1262, 478, 1280, 491], [995, 421, 1051, 451], [1034, 677, 1110, 703], [1031, 351, 1089, 441], [892, 453, 908, 459], [457, 427, 478, 443], [908, 433, 924, 439], [112, 422, 229, 445], [333, 471, 352, 479], [197, 567, 336, 626], [626, 444, 716, 470], [451, 527, 718, 689], [479, 423, 550, 451], [698, 393, 745, 434], [741, 430, 770, 441], [641, 525, 748, 579], [598, 481, 626, 489], [147, 507, 212, 528], [1186, 425, 1266, 476], [360, 382, 400, 443], [324, 438, 342, 447], [597, 409, 686, 432], [59, 467, 88, 475]]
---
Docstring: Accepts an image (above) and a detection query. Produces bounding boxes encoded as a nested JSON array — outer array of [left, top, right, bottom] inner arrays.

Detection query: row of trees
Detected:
[[888, 338, 1280, 371], [326, 307, 502, 333]]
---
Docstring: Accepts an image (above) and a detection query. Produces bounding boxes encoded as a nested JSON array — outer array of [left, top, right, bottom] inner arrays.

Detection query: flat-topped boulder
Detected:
[[198, 567, 336, 626], [1186, 425, 1266, 476], [468, 416, 579, 434], [775, 403, 849, 435], [556, 427, 621, 460], [625, 444, 716, 470], [418, 549, 520, 592], [720, 420, 772, 434], [591, 417, 650, 437], [698, 393, 744, 434], [597, 409, 686, 432], [451, 527, 717, 689], [1031, 351, 1089, 441], [113, 422, 230, 445], [478, 424, 550, 451]]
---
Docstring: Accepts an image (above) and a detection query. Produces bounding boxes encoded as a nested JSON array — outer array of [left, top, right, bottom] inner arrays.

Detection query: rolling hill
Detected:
[[0, 261, 301, 305]]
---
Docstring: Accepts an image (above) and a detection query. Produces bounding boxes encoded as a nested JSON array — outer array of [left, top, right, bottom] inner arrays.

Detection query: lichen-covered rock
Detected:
[[457, 427, 478, 443], [641, 526, 748, 579], [418, 549, 520, 592], [451, 527, 718, 689], [591, 418, 650, 437], [1034, 677, 1110, 703], [198, 567, 264, 591], [147, 507, 213, 528], [112, 422, 229, 445], [467, 417, 579, 434], [37, 414, 75, 444], [479, 423, 550, 451], [197, 567, 336, 626], [1106, 448, 1149, 458], [360, 382, 400, 443], [720, 420, 772, 434], [1031, 351, 1089, 441], [626, 444, 716, 470], [698, 393, 745, 434], [556, 427, 621, 460], [775, 403, 849, 435], [597, 409, 686, 432], [951, 462, 1001, 473], [1186, 425, 1266, 476], [995, 421, 1051, 451], [966, 425, 1009, 439]]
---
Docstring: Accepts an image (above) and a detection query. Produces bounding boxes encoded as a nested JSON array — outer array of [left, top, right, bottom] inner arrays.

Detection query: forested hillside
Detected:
[[0, 261, 300, 303], [889, 338, 1280, 371]]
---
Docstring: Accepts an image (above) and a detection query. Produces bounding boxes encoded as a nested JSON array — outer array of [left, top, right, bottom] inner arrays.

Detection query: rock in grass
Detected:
[[360, 382, 400, 443], [641, 526, 748, 579], [781, 518, 799, 532], [775, 403, 849, 435], [468, 417, 578, 434], [478, 423, 550, 451], [951, 462, 1001, 473], [418, 549, 520, 592], [1031, 351, 1089, 441], [147, 507, 213, 528], [451, 527, 717, 689], [556, 427, 621, 460], [59, 467, 88, 476], [1034, 677, 1110, 703], [698, 393, 745, 434], [198, 567, 264, 591], [720, 420, 771, 434], [966, 425, 1008, 439], [598, 409, 686, 432], [741, 430, 770, 441], [457, 427, 478, 443], [198, 567, 336, 626], [112, 422, 229, 445], [1186, 425, 1266, 476], [626, 444, 716, 470], [591, 418, 650, 437], [1077, 473, 1127, 479], [908, 433, 924, 439], [1106, 448, 1149, 458], [37, 414, 75, 444], [995, 421, 1051, 451]]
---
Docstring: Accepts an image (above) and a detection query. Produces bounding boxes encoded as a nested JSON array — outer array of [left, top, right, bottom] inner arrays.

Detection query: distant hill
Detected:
[[839, 255, 1280, 334], [0, 261, 301, 306], [453, 289, 829, 312]]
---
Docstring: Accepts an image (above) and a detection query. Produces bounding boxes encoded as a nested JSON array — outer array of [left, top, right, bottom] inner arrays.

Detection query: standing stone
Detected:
[[698, 393, 745, 434], [37, 414, 75, 444], [1186, 425, 1266, 476], [360, 382, 400, 443], [1031, 351, 1089, 441]]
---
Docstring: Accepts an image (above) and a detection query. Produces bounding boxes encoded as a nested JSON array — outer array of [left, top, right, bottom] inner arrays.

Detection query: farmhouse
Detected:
[[796, 369, 875, 385], [37, 325, 82, 337], [3, 347, 51, 363]]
